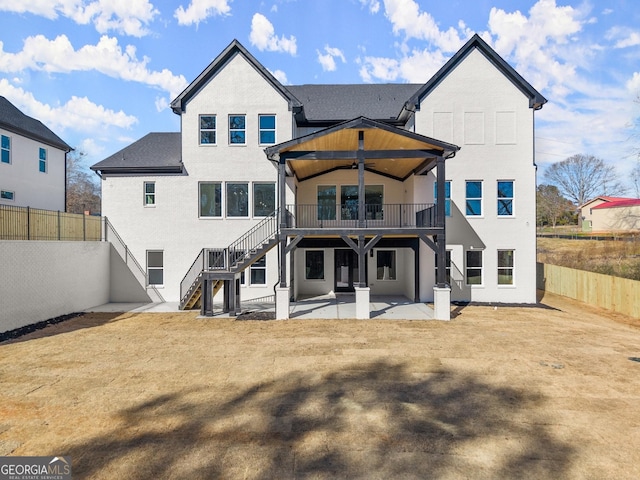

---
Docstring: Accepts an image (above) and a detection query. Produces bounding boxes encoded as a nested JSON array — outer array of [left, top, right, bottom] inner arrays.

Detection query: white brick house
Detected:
[[92, 34, 546, 319], [0, 97, 71, 211]]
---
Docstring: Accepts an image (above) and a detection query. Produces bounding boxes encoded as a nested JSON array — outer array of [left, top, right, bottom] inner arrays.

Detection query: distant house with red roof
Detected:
[[579, 196, 640, 232]]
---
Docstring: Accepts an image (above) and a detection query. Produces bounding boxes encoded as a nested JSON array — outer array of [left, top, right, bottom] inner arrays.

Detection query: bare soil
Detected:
[[1, 293, 639, 479]]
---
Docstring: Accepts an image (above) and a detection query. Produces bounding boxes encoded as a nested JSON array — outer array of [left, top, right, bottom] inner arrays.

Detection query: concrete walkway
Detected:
[[86, 295, 434, 320]]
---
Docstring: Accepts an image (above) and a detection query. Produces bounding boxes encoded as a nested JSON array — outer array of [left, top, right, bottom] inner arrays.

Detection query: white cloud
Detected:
[[249, 13, 297, 55], [359, 47, 446, 83], [174, 0, 231, 26], [627, 72, 640, 94], [0, 78, 137, 134], [0, 0, 158, 37], [605, 26, 640, 49], [382, 0, 467, 52], [0, 35, 188, 99], [78, 137, 105, 157], [317, 46, 346, 72], [269, 69, 288, 85], [360, 0, 380, 14]]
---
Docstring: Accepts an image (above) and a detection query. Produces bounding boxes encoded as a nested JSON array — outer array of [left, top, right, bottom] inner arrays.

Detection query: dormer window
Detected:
[[229, 115, 246, 144]]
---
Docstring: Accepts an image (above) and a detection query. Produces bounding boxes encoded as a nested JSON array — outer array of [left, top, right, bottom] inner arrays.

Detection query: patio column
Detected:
[[434, 154, 451, 320], [357, 130, 365, 228], [276, 155, 290, 319]]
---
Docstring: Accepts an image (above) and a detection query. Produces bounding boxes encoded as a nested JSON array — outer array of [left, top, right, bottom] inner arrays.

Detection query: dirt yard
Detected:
[[1, 293, 639, 479]]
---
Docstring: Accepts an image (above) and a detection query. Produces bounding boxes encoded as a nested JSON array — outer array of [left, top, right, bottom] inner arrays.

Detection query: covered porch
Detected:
[[265, 117, 460, 320]]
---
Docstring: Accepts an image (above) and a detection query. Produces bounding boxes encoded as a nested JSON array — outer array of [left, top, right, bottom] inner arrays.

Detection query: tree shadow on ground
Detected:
[[63, 361, 574, 479]]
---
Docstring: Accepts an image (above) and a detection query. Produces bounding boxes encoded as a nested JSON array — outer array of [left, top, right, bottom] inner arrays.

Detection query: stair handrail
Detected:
[[180, 248, 205, 301], [227, 209, 279, 270]]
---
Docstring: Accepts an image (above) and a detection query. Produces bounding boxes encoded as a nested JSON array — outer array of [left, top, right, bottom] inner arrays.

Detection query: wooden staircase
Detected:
[[179, 210, 279, 312]]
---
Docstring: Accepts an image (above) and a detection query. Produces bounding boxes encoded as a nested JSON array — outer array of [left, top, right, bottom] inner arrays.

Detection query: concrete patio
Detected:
[[86, 295, 435, 320]]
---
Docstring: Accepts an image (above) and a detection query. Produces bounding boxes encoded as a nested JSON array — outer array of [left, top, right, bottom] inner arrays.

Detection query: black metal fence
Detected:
[[285, 203, 437, 229]]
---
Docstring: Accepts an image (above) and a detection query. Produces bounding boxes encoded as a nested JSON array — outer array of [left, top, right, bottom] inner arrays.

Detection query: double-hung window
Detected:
[[466, 250, 483, 285], [199, 182, 222, 217], [259, 115, 276, 144], [200, 115, 216, 144], [497, 181, 514, 216], [229, 115, 246, 144], [434, 181, 451, 216], [250, 257, 267, 285], [1, 135, 10, 164], [435, 250, 452, 284], [498, 250, 514, 285], [147, 251, 164, 286], [466, 181, 482, 216], [38, 148, 47, 173], [144, 182, 155, 206]]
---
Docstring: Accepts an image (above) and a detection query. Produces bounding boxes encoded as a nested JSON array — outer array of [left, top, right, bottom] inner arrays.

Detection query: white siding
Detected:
[[415, 49, 537, 303], [101, 53, 293, 302], [0, 128, 66, 211]]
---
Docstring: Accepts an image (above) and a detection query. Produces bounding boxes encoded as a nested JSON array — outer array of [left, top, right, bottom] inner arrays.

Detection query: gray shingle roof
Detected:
[[0, 96, 71, 151], [91, 132, 182, 174], [287, 84, 422, 122]]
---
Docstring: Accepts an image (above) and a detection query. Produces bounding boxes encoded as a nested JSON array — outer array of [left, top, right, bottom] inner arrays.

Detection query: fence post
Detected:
[[57, 210, 61, 241], [83, 213, 86, 241], [26, 206, 30, 240]]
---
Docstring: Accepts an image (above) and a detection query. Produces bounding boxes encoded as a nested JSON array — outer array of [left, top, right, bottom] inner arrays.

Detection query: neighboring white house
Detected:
[[579, 196, 640, 232], [92, 34, 546, 319], [0, 96, 71, 211]]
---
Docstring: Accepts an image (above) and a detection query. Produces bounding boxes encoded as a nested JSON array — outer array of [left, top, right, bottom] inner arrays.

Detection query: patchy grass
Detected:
[[537, 237, 640, 280]]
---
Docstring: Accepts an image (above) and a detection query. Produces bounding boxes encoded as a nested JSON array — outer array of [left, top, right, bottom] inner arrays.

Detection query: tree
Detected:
[[66, 151, 101, 214], [537, 184, 575, 228], [631, 157, 640, 198], [544, 154, 626, 206]]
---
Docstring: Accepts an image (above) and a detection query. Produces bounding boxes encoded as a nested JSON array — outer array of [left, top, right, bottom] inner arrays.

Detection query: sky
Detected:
[[1, 0, 640, 191]]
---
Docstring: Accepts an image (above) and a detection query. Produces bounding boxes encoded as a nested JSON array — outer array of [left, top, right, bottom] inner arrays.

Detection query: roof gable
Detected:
[[592, 198, 640, 210], [579, 196, 631, 209], [170, 39, 301, 115], [91, 132, 182, 174], [0, 96, 71, 151], [409, 34, 547, 110]]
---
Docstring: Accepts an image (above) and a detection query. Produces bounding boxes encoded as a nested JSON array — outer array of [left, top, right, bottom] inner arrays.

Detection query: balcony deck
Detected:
[[284, 203, 442, 235]]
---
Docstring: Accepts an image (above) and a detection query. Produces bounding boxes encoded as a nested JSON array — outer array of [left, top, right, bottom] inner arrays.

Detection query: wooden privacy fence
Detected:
[[0, 204, 102, 241], [537, 262, 640, 318]]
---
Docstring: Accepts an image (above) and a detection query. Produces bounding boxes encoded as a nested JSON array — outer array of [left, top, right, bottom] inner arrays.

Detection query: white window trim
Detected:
[[465, 180, 483, 218], [497, 249, 516, 288], [465, 249, 484, 287], [248, 257, 267, 286], [146, 250, 164, 288], [144, 181, 156, 207], [228, 114, 247, 146], [252, 182, 276, 218], [497, 180, 515, 218], [199, 181, 223, 219], [199, 114, 217, 146], [38, 147, 47, 173], [258, 114, 276, 146], [1, 189, 15, 201], [1, 134, 11, 165]]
